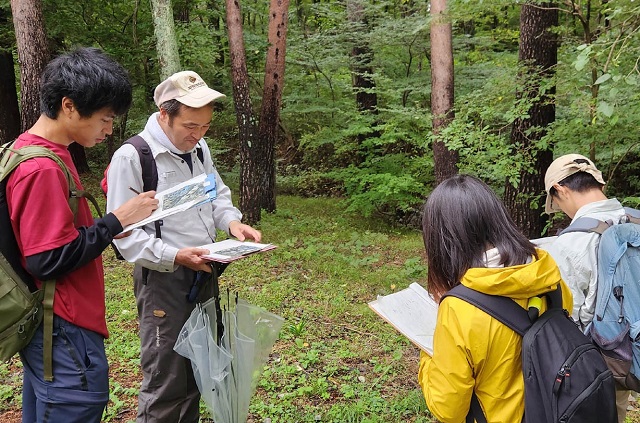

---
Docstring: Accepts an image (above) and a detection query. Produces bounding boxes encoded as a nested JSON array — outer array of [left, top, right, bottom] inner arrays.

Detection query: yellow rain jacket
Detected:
[[418, 249, 573, 423]]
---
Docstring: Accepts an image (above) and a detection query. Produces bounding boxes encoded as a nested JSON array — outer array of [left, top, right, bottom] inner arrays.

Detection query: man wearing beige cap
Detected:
[[544, 154, 629, 422], [106, 71, 261, 422]]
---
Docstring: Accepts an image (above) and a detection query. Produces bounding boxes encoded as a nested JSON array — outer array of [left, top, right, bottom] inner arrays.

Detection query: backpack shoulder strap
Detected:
[[125, 135, 158, 193], [443, 285, 532, 336], [558, 217, 611, 236], [124, 135, 161, 239], [623, 207, 640, 225], [1, 142, 80, 215], [196, 144, 205, 165]]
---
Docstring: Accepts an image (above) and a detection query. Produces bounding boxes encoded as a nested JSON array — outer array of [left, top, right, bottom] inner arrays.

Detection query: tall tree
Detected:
[[225, 0, 260, 223], [430, 0, 458, 184], [10, 0, 49, 132], [151, 0, 181, 79], [348, 0, 377, 115], [347, 0, 380, 150], [503, 2, 558, 238], [256, 0, 290, 214]]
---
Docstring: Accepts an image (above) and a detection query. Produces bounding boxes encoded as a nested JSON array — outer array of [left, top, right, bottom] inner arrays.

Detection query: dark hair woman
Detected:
[[418, 174, 573, 422]]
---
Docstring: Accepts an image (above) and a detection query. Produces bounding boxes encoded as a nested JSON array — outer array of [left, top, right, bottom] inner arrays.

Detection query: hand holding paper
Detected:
[[121, 173, 217, 232]]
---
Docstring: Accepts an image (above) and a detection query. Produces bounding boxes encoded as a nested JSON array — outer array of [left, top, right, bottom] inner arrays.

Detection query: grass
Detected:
[[0, 181, 435, 422], [2, 179, 638, 422]]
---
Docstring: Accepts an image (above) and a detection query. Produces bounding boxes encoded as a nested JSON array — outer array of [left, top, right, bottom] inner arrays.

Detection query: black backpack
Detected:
[[443, 284, 617, 423]]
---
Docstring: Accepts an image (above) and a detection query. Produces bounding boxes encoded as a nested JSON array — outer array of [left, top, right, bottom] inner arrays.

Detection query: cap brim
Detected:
[[177, 89, 226, 108]]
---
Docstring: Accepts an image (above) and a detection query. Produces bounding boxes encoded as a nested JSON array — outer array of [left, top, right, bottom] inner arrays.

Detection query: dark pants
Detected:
[[134, 265, 213, 423], [20, 316, 109, 423]]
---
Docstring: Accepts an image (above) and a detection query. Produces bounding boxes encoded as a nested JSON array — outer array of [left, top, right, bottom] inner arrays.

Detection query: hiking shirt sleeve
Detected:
[[106, 144, 178, 272], [8, 159, 123, 280], [547, 232, 598, 326], [107, 137, 243, 271]]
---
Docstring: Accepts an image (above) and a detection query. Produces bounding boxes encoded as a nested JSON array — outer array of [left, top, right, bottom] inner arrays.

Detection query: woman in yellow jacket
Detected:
[[418, 175, 573, 423]]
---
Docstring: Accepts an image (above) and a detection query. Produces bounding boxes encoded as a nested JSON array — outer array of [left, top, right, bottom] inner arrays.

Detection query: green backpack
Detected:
[[0, 141, 102, 381]]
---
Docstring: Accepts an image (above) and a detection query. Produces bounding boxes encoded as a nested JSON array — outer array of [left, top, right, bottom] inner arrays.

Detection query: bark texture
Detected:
[[256, 0, 290, 213], [151, 0, 181, 79], [11, 0, 49, 131], [503, 2, 558, 238], [225, 0, 260, 224], [430, 0, 458, 184]]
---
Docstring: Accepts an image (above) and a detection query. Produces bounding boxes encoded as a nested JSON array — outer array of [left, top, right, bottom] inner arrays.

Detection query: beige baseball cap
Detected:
[[544, 154, 606, 213], [153, 71, 225, 108]]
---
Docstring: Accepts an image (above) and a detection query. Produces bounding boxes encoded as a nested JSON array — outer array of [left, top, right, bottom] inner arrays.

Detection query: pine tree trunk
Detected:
[[430, 0, 458, 184], [503, 2, 558, 238], [225, 0, 260, 224], [150, 0, 181, 79], [10, 0, 50, 131], [256, 0, 289, 213]]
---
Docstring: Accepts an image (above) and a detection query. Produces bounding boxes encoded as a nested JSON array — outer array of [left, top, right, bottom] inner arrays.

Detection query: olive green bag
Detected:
[[0, 142, 85, 381]]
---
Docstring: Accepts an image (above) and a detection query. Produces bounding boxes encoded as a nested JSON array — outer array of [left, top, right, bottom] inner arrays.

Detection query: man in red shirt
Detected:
[[6, 47, 158, 423]]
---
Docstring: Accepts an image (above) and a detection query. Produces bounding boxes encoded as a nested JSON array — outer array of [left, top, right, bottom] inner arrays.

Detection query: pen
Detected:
[[129, 186, 141, 195]]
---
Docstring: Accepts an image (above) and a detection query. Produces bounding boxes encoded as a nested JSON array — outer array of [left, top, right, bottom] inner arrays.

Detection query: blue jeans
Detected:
[[20, 316, 109, 423]]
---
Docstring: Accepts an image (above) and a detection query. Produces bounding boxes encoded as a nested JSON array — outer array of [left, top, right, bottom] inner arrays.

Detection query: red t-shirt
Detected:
[[7, 132, 108, 338]]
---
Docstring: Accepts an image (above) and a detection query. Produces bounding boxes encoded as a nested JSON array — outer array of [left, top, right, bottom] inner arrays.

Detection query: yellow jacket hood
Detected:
[[461, 249, 569, 303]]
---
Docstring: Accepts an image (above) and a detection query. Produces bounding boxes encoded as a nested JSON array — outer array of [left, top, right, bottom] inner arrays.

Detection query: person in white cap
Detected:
[[105, 71, 261, 423], [544, 153, 629, 422]]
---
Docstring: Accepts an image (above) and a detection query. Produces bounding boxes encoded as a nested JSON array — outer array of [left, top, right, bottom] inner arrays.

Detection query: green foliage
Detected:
[[3, 0, 640, 220]]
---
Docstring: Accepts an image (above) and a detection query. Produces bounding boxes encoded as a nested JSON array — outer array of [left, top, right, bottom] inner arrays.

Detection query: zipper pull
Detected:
[[553, 366, 566, 395], [614, 286, 625, 323], [564, 365, 571, 391]]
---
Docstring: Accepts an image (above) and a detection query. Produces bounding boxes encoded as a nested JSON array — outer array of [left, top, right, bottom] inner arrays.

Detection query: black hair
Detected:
[[159, 99, 182, 118], [422, 174, 537, 300], [549, 160, 604, 198], [39, 47, 132, 119]]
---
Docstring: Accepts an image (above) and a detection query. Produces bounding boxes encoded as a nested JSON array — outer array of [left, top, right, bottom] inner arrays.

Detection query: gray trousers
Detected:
[[134, 265, 214, 423]]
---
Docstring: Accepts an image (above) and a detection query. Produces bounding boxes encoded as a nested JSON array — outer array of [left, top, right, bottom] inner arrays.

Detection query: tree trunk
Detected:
[[150, 0, 181, 79], [430, 0, 458, 184], [348, 1, 377, 114], [256, 0, 290, 213], [347, 0, 380, 149], [0, 51, 21, 144], [225, 0, 260, 224], [10, 0, 49, 131], [503, 2, 558, 238]]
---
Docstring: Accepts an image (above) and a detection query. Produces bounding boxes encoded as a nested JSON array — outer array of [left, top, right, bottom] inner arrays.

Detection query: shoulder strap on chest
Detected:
[[196, 144, 205, 164], [1, 142, 79, 213], [124, 136, 162, 239], [443, 285, 533, 336]]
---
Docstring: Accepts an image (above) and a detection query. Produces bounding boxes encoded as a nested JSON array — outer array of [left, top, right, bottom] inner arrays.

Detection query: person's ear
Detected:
[[158, 107, 169, 123], [553, 184, 568, 198], [61, 97, 75, 118]]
